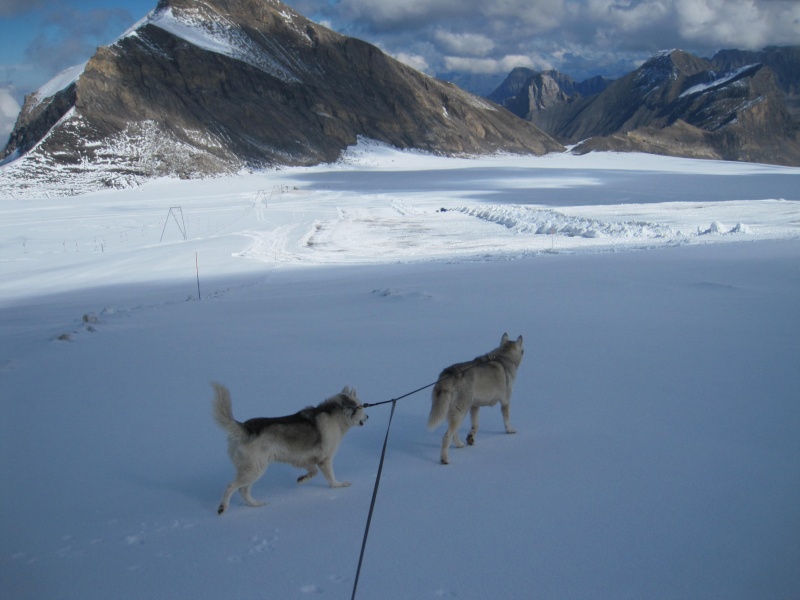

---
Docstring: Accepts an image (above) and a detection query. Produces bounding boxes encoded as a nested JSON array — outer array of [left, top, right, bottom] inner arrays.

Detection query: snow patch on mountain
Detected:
[[28, 63, 86, 110], [148, 5, 310, 83], [680, 64, 760, 98]]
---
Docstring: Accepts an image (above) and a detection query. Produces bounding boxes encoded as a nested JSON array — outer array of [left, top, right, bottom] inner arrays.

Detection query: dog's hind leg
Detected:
[[466, 405, 481, 446], [239, 484, 266, 508], [218, 466, 268, 514], [440, 413, 467, 464], [218, 481, 239, 515]]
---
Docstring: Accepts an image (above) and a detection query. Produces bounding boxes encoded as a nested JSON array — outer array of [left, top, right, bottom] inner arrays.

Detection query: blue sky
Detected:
[[2, 0, 799, 140]]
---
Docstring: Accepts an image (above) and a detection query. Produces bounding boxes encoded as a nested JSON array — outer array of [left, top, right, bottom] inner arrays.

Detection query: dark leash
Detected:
[[360, 379, 439, 409], [350, 380, 438, 600], [351, 359, 495, 599]]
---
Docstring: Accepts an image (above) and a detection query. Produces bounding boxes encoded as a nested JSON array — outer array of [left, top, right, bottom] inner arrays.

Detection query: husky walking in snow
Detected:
[[427, 333, 524, 464], [212, 382, 368, 515]]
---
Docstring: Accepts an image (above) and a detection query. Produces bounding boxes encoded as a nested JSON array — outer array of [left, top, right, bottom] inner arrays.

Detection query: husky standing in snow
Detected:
[[212, 382, 368, 515], [427, 333, 524, 464]]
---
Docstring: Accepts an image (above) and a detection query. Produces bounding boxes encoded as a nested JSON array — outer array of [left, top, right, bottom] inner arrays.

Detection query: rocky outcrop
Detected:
[[488, 68, 611, 120], [0, 0, 562, 194]]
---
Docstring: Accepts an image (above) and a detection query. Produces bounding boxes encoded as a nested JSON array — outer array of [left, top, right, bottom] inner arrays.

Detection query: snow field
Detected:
[[2, 146, 800, 599]]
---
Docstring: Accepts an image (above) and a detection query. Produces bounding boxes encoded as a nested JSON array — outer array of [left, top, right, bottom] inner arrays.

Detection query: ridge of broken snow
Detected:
[[454, 204, 677, 239]]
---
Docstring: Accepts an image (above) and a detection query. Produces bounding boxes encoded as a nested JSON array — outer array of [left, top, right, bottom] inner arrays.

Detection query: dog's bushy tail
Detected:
[[427, 380, 451, 430], [211, 382, 245, 441]]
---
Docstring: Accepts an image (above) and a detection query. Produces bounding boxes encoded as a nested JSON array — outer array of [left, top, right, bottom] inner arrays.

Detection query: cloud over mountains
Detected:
[[294, 0, 800, 80]]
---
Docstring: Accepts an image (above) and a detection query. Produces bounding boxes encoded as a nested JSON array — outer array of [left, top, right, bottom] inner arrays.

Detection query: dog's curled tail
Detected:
[[211, 382, 245, 441], [427, 380, 450, 430]]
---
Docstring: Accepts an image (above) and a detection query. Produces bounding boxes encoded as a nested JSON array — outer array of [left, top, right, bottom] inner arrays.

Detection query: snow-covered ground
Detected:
[[2, 145, 799, 599]]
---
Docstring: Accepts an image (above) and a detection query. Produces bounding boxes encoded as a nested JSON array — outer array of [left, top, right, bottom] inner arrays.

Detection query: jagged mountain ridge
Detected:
[[489, 47, 800, 166], [0, 0, 562, 195], [710, 46, 800, 116], [487, 67, 611, 116]]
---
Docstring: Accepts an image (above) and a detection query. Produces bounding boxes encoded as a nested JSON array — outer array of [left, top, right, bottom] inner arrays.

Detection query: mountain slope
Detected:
[[0, 0, 561, 196], [572, 50, 800, 165], [486, 48, 800, 167]]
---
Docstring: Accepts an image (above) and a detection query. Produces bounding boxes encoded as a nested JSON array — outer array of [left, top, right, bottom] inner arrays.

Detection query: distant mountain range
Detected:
[[1, 0, 798, 197], [0, 0, 561, 195], [487, 46, 800, 166]]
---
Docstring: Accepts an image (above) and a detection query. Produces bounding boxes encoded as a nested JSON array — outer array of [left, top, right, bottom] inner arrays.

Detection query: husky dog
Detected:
[[427, 333, 524, 464], [212, 382, 368, 515]]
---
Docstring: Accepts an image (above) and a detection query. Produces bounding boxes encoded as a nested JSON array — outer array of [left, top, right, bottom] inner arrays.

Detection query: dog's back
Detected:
[[427, 334, 524, 464]]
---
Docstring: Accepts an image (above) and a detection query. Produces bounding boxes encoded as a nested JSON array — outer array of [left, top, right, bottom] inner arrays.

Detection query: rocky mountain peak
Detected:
[[1, 0, 562, 195]]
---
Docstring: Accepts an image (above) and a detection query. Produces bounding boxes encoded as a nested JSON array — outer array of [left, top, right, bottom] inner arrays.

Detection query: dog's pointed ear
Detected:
[[342, 386, 356, 398], [517, 335, 523, 345], [501, 332, 509, 344]]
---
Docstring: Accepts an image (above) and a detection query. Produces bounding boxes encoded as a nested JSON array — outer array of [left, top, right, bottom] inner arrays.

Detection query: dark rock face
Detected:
[[570, 50, 800, 166], [710, 46, 800, 116], [487, 47, 800, 167], [1, 0, 561, 192]]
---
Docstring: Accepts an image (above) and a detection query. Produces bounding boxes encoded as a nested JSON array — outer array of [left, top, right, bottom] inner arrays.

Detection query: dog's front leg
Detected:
[[218, 477, 266, 515], [501, 400, 516, 434], [319, 458, 350, 488], [297, 465, 318, 484]]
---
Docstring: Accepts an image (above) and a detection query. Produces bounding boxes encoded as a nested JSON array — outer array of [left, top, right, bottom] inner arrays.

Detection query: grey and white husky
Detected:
[[427, 333, 524, 464], [212, 382, 368, 514]]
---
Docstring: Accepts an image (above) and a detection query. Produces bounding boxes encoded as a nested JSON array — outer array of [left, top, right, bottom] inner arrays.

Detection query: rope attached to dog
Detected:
[[351, 397, 396, 600], [352, 360, 493, 598], [351, 379, 443, 599], [361, 380, 438, 409]]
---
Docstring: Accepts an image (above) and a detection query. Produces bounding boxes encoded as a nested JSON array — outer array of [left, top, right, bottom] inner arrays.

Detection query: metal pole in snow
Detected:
[[195, 252, 201, 300]]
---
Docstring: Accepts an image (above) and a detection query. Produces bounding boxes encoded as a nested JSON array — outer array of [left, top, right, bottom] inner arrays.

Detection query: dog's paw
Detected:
[[506, 427, 517, 434], [217, 504, 226, 515], [331, 481, 351, 488], [466, 433, 475, 445], [440, 458, 450, 465]]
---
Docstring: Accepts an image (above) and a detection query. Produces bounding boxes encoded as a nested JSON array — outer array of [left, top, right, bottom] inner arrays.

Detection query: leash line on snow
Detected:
[[352, 359, 492, 598], [351, 398, 396, 600]]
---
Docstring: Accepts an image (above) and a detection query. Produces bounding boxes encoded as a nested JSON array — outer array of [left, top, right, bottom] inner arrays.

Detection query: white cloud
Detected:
[[392, 52, 431, 74], [0, 86, 21, 143], [287, 0, 800, 83], [586, 0, 671, 31], [434, 30, 495, 57], [444, 54, 553, 75], [336, 0, 464, 27], [676, 0, 800, 49]]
